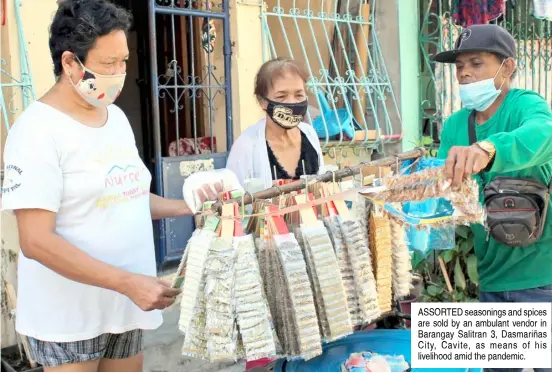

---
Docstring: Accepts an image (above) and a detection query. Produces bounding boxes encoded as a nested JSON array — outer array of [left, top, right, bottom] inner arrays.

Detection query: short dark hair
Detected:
[[493, 52, 517, 80], [49, 0, 132, 77], [254, 57, 309, 100]]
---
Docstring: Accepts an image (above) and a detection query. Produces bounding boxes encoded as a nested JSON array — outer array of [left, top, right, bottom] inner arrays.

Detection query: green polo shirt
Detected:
[[437, 88, 552, 292]]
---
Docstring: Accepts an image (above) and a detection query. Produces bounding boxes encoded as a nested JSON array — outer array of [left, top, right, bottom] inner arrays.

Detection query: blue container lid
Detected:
[[273, 329, 482, 372]]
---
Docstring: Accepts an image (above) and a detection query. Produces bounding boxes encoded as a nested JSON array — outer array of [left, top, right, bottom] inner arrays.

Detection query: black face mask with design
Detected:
[[264, 98, 308, 130]]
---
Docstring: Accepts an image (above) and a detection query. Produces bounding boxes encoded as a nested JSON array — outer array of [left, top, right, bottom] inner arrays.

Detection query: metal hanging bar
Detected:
[[212, 147, 426, 211]]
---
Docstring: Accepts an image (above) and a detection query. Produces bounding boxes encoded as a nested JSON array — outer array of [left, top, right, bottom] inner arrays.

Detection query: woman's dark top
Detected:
[[266, 131, 320, 181]]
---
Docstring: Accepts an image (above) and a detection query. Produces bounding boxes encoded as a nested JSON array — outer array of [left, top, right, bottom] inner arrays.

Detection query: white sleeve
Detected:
[[1, 121, 63, 213], [226, 135, 253, 188], [304, 124, 325, 172]]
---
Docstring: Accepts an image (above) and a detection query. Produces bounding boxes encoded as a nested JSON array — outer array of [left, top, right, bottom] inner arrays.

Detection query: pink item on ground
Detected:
[[246, 357, 276, 370]]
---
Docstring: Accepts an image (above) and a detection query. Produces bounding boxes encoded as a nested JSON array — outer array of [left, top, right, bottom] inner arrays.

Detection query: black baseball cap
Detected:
[[432, 24, 516, 63]]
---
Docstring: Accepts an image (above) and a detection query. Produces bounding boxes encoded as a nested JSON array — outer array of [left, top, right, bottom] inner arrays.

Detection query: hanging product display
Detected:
[[272, 231, 323, 360], [179, 229, 216, 359], [204, 236, 236, 361], [297, 197, 353, 342], [361, 166, 485, 226], [233, 235, 277, 361], [339, 218, 381, 323], [175, 150, 485, 364], [389, 210, 413, 300], [369, 209, 393, 314], [324, 215, 362, 326]]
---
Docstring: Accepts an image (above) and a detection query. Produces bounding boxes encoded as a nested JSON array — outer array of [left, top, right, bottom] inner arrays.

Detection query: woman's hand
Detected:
[[444, 144, 491, 189], [195, 182, 223, 205], [120, 274, 181, 311], [183, 169, 242, 214], [150, 182, 224, 219]]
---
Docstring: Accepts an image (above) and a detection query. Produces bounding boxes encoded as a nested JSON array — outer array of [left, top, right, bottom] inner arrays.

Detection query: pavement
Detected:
[[142, 303, 245, 372]]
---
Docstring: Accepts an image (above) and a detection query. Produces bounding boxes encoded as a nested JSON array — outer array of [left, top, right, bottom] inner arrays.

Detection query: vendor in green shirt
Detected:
[[433, 25, 552, 309]]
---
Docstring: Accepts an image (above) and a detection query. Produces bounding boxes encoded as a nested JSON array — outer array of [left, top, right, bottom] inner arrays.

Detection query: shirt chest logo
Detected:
[[92, 146, 150, 208]]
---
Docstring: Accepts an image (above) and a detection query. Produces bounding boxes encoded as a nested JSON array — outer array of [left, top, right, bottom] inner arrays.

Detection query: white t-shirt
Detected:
[[1, 102, 162, 342]]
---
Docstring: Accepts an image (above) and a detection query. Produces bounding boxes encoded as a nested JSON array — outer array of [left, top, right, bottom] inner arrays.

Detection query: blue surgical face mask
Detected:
[[459, 61, 506, 112]]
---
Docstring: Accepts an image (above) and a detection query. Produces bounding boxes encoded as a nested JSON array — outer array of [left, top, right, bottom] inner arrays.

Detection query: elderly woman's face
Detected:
[[266, 72, 307, 105], [65, 30, 129, 77]]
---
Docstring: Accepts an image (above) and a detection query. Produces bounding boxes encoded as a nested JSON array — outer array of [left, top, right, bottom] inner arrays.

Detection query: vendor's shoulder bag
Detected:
[[468, 110, 551, 247]]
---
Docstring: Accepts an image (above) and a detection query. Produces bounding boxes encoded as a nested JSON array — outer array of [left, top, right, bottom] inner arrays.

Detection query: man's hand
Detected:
[[120, 274, 181, 311], [445, 144, 491, 189]]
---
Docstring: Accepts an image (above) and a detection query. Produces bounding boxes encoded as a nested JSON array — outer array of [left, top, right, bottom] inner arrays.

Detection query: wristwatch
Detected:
[[476, 140, 496, 160]]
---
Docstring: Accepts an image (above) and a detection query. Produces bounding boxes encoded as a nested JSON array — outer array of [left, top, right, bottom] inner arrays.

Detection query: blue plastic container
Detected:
[[273, 329, 482, 372]]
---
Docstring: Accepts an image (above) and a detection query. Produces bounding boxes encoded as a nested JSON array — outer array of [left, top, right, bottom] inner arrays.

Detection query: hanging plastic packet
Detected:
[[398, 158, 456, 255], [182, 169, 243, 214]]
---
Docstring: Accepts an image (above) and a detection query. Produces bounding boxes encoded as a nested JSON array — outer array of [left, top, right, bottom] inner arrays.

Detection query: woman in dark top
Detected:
[[226, 57, 324, 188]]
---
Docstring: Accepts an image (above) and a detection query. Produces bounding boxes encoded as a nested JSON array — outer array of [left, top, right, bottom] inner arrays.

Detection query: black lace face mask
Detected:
[[264, 98, 308, 129]]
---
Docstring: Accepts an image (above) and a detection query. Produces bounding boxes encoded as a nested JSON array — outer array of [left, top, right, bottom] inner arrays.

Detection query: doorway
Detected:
[[113, 0, 233, 269]]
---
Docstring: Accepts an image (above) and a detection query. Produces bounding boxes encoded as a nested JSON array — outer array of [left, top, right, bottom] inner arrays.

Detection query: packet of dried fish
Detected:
[[301, 220, 352, 342], [255, 237, 268, 294], [271, 237, 298, 357], [234, 235, 277, 361], [353, 195, 371, 245], [370, 211, 393, 313], [323, 215, 361, 326], [339, 219, 380, 324], [254, 237, 283, 356], [181, 268, 209, 359], [389, 207, 412, 300], [294, 225, 329, 339], [263, 236, 293, 357], [179, 229, 216, 334], [204, 236, 237, 362], [273, 233, 322, 361]]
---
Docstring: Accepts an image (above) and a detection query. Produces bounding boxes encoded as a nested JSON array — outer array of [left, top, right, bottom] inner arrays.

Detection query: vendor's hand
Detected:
[[121, 274, 181, 311], [445, 145, 491, 189]]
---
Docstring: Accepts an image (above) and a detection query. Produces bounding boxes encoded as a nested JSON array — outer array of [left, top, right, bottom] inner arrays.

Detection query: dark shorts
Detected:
[[26, 329, 143, 368]]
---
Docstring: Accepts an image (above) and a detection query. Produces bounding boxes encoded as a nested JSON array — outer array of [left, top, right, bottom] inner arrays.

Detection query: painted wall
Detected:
[[0, 0, 412, 349], [230, 1, 265, 137], [1, 0, 58, 349]]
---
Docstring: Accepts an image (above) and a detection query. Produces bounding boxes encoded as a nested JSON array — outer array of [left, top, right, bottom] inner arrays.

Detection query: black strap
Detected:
[[468, 110, 477, 145]]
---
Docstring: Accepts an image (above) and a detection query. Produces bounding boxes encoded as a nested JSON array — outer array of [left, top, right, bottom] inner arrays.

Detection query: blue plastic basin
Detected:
[[273, 329, 482, 372]]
